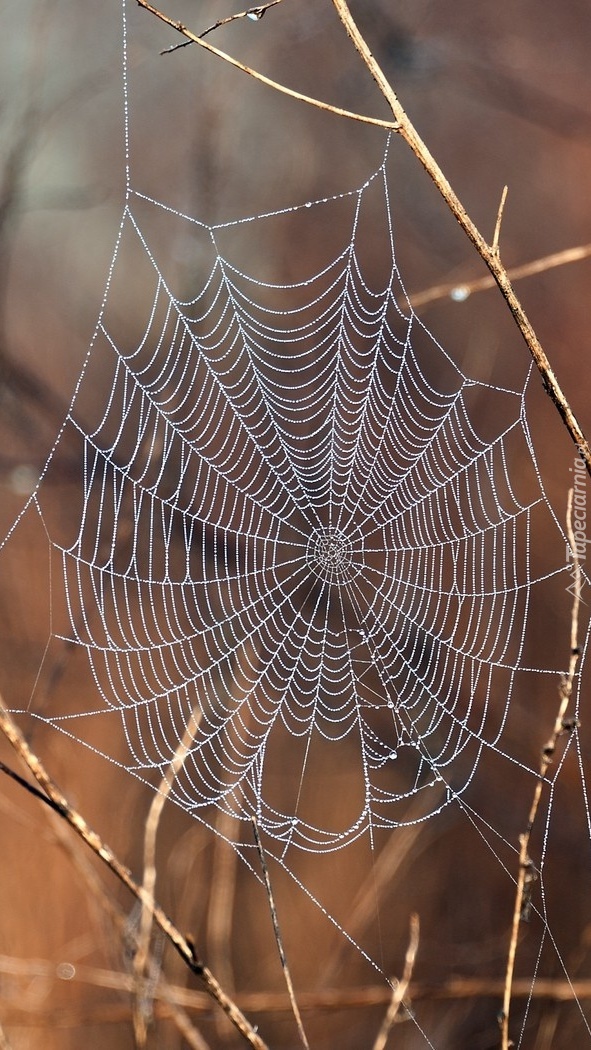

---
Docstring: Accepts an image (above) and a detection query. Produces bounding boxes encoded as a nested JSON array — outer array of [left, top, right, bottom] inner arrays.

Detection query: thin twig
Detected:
[[329, 0, 591, 476], [133, 707, 203, 1046], [162, 1, 284, 55], [372, 914, 420, 1050], [135, 0, 399, 131], [252, 817, 310, 1050], [0, 694, 268, 1050], [492, 185, 509, 258], [406, 240, 591, 312], [500, 487, 582, 1050]]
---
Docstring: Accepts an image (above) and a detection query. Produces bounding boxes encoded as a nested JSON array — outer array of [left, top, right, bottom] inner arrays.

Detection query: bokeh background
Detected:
[[1, 1, 591, 1048]]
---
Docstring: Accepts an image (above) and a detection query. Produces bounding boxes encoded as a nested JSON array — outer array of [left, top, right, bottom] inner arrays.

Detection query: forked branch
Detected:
[[136, 0, 591, 476]]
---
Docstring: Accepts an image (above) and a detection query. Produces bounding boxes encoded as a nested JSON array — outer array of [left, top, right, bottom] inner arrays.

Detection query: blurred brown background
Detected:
[[1, 1, 591, 1048]]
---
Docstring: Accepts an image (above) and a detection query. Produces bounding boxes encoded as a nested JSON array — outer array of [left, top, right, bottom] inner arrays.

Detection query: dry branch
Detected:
[[0, 695, 268, 1050], [161, 1, 284, 54], [133, 707, 203, 1045]]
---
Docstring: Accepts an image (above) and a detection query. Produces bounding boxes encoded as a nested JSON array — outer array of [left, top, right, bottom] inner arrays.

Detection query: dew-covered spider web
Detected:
[[19, 156, 571, 852], [3, 1, 591, 1045]]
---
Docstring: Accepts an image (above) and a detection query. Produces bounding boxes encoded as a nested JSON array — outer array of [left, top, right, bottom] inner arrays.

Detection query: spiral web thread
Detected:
[[3, 2, 591, 1038]]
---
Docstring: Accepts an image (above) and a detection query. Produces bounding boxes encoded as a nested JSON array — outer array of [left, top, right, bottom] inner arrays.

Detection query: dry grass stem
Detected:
[[0, 694, 268, 1050], [133, 707, 203, 1045], [372, 913, 420, 1050], [205, 639, 260, 1041], [252, 817, 310, 1049], [500, 487, 582, 1050]]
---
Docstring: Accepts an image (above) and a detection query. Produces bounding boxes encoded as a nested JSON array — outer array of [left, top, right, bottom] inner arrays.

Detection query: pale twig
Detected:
[[492, 185, 509, 258], [162, 1, 284, 55], [0, 695, 268, 1050], [135, 0, 399, 132], [500, 488, 582, 1050], [372, 914, 420, 1050], [133, 707, 203, 1046], [330, 0, 591, 476], [406, 241, 591, 312], [252, 817, 310, 1050]]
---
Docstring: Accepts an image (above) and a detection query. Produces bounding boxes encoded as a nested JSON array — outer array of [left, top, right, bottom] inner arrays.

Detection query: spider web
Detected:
[[3, 1, 591, 1043], [26, 157, 553, 853]]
